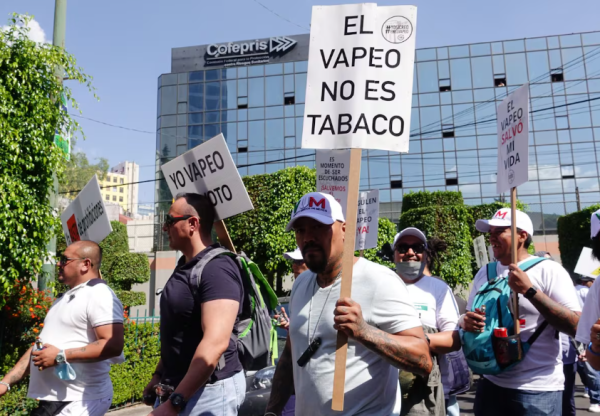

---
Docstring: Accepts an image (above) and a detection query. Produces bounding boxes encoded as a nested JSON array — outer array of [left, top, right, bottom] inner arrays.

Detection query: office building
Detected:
[[155, 31, 600, 250], [111, 161, 140, 215], [99, 161, 139, 216]]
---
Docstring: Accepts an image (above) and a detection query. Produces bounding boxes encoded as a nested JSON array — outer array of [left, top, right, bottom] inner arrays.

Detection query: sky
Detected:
[[1, 0, 599, 207]]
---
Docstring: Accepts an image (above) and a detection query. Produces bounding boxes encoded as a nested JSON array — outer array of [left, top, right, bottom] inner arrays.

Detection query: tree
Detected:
[[0, 14, 94, 303], [59, 150, 109, 195]]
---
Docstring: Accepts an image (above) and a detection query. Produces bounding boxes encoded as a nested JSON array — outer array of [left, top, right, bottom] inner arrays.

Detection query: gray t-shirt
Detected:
[[288, 258, 422, 416]]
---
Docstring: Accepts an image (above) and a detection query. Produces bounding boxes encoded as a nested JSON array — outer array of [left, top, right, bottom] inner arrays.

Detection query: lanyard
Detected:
[[307, 272, 341, 346]]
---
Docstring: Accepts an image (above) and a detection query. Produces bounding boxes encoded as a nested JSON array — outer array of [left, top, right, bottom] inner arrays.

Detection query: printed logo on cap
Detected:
[[494, 210, 508, 220], [295, 196, 328, 215]]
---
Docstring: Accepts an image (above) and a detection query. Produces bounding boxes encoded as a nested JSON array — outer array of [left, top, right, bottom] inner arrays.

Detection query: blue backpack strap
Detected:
[[520, 257, 546, 271], [486, 262, 498, 282]]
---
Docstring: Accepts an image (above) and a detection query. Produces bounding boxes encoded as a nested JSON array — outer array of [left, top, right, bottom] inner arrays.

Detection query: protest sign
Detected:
[[60, 175, 112, 245], [496, 84, 529, 194], [473, 235, 490, 268], [161, 134, 253, 221], [302, 3, 417, 153], [316, 149, 351, 213], [355, 190, 379, 250], [575, 247, 600, 279]]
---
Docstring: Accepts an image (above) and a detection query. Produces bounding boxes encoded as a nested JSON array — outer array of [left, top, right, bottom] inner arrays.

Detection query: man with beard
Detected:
[[0, 241, 125, 416], [576, 208, 600, 371], [264, 192, 431, 416]]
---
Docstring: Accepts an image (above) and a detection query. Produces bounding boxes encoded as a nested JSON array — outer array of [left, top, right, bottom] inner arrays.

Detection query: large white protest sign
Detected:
[[473, 235, 490, 268], [316, 149, 351, 214], [356, 190, 379, 250], [161, 134, 253, 220], [497, 84, 529, 194], [302, 3, 417, 152], [575, 247, 600, 278], [61, 175, 112, 245]]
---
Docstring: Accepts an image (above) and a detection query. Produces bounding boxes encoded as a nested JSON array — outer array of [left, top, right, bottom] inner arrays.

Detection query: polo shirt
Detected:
[[159, 244, 244, 386], [28, 279, 124, 401]]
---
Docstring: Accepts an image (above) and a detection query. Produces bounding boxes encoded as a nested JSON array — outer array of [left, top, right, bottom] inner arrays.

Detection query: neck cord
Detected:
[[307, 271, 342, 345]]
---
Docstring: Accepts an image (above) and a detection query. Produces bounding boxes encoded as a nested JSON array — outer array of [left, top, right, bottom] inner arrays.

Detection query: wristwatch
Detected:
[[55, 350, 67, 365], [524, 286, 538, 300], [169, 393, 187, 412]]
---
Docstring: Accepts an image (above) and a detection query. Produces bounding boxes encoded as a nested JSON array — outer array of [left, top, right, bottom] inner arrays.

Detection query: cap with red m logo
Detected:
[[286, 192, 345, 232], [475, 207, 534, 236]]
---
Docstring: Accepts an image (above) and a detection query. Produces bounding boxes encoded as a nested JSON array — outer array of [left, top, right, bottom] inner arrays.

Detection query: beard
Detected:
[[302, 243, 328, 274], [592, 235, 600, 261]]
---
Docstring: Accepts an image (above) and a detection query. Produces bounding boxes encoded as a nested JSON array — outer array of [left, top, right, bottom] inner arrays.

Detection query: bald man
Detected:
[[0, 240, 125, 416]]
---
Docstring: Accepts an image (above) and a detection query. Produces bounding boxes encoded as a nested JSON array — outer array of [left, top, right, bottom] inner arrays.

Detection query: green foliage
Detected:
[[110, 322, 160, 406], [114, 290, 146, 308], [59, 151, 109, 195], [109, 253, 151, 289], [401, 191, 464, 212], [400, 205, 474, 289], [356, 217, 397, 268], [0, 14, 94, 304], [557, 204, 600, 274], [100, 221, 130, 273], [226, 166, 316, 293]]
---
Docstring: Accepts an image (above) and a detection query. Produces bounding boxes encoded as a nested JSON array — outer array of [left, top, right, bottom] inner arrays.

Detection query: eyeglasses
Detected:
[[163, 214, 193, 228], [396, 243, 426, 254], [59, 256, 92, 267]]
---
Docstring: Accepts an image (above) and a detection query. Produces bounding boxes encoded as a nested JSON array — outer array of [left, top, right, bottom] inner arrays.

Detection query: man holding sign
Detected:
[[265, 192, 431, 416]]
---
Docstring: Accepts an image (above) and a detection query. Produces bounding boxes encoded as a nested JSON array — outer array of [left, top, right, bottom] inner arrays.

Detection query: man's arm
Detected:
[[32, 323, 124, 369], [428, 331, 461, 355], [528, 292, 581, 337], [334, 298, 432, 376], [0, 347, 32, 396], [588, 319, 600, 371], [265, 335, 294, 415]]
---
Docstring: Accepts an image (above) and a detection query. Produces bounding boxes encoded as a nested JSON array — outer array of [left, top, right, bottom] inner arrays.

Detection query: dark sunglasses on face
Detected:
[[163, 214, 193, 228], [396, 243, 426, 254], [59, 256, 92, 267]]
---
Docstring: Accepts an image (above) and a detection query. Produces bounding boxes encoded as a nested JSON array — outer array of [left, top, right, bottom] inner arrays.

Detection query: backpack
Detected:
[[191, 247, 280, 372], [461, 257, 548, 375]]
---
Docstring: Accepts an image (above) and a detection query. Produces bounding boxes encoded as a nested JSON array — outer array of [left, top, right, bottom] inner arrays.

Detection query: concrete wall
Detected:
[[127, 219, 155, 253], [532, 234, 561, 263]]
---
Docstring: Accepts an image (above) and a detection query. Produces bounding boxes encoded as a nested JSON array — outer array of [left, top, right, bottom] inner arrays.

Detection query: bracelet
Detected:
[[0, 381, 10, 391], [588, 342, 600, 357]]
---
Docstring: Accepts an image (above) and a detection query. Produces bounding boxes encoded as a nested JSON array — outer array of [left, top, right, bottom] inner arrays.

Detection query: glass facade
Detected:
[[156, 31, 600, 249]]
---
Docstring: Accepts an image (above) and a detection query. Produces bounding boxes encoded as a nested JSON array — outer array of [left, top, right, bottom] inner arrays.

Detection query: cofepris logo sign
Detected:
[[204, 36, 298, 67]]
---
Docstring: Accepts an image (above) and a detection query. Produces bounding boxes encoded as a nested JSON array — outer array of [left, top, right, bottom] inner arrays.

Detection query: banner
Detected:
[[302, 3, 417, 152], [473, 235, 490, 268], [60, 175, 112, 245], [316, 149, 351, 214], [497, 83, 529, 194], [355, 190, 379, 250], [160, 134, 254, 220], [575, 247, 600, 279]]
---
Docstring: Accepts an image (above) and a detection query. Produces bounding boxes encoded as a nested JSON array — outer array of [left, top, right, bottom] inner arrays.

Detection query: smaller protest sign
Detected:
[[316, 149, 351, 214], [473, 235, 490, 268], [488, 245, 496, 263], [355, 190, 379, 250], [60, 175, 112, 245], [160, 134, 253, 220], [575, 247, 600, 279], [496, 84, 529, 194]]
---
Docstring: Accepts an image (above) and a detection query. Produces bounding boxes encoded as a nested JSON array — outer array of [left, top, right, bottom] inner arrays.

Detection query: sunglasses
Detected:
[[163, 214, 193, 228], [396, 243, 426, 254], [59, 256, 92, 267]]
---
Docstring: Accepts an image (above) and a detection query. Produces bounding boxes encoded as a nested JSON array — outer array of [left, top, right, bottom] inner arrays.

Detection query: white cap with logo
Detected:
[[591, 209, 600, 238], [393, 227, 427, 248], [285, 192, 345, 232], [283, 247, 303, 261], [475, 208, 534, 236]]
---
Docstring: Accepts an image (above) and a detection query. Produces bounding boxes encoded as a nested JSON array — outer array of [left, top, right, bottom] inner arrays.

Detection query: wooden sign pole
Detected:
[[510, 187, 521, 337], [332, 148, 362, 412], [359, 250, 364, 257], [215, 219, 236, 253]]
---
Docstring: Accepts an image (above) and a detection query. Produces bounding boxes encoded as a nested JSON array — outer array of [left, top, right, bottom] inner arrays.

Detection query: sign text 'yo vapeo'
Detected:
[[60, 175, 112, 245], [496, 83, 529, 194], [160, 134, 253, 220], [355, 190, 379, 250], [302, 3, 417, 153]]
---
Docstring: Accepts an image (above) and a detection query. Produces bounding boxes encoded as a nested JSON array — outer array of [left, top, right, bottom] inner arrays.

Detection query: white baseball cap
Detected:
[[591, 209, 600, 238], [475, 208, 534, 236], [285, 192, 345, 232], [393, 227, 427, 248], [283, 247, 303, 261]]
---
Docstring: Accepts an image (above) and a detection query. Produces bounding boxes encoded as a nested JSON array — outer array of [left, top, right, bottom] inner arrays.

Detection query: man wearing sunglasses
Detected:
[[0, 240, 125, 416], [144, 193, 245, 416]]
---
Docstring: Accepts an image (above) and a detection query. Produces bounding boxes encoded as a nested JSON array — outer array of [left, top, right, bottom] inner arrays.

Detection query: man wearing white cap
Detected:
[[576, 208, 600, 371], [283, 248, 308, 279], [461, 208, 581, 416], [265, 192, 431, 416]]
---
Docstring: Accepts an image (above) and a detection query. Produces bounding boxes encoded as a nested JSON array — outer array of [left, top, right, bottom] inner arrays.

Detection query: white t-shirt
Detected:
[[575, 284, 590, 308], [576, 278, 600, 346], [405, 275, 459, 395], [28, 280, 125, 401], [288, 258, 422, 416], [466, 257, 581, 391]]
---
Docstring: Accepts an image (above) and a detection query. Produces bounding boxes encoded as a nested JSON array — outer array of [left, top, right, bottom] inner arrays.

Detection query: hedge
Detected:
[[401, 191, 464, 212], [399, 204, 474, 289], [355, 217, 397, 268], [100, 221, 129, 273], [557, 204, 600, 274]]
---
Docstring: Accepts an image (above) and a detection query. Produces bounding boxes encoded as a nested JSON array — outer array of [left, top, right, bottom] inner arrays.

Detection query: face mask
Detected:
[[395, 261, 425, 281]]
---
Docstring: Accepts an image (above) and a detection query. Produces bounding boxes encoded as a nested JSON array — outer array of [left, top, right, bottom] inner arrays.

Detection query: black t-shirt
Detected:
[[159, 244, 244, 386]]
